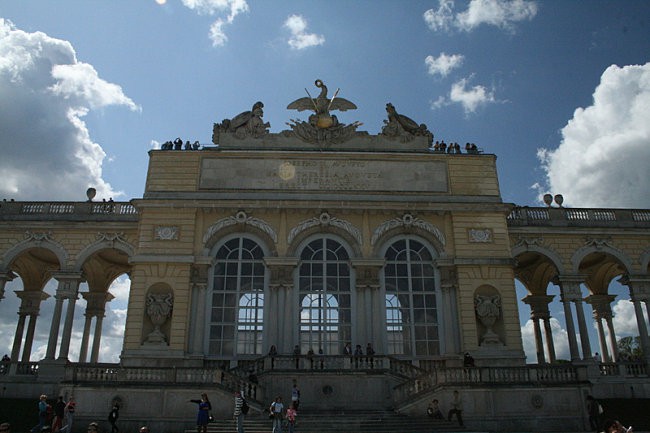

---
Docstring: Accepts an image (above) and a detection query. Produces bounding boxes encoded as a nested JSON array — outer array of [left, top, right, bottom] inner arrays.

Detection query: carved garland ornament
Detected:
[[155, 226, 179, 241], [288, 212, 362, 246], [371, 214, 445, 246], [468, 228, 492, 243], [203, 211, 278, 244]]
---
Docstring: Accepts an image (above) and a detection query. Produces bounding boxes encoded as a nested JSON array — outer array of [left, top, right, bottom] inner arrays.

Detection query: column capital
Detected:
[[15, 290, 50, 315], [522, 294, 554, 318], [265, 257, 298, 290], [554, 275, 585, 301], [350, 258, 384, 290], [0, 271, 16, 300], [52, 272, 84, 299], [81, 291, 115, 317], [620, 275, 650, 302], [585, 294, 616, 321], [190, 263, 211, 289]]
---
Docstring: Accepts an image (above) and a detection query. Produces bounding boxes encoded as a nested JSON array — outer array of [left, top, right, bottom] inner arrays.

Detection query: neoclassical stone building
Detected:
[[0, 81, 648, 432]]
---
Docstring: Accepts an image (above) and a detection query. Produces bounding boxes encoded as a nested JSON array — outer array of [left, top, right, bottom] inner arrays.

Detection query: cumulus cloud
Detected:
[[181, 0, 249, 46], [521, 317, 570, 363], [425, 53, 464, 77], [423, 0, 455, 32], [424, 0, 537, 33], [537, 63, 650, 208], [610, 299, 647, 338], [439, 76, 495, 114], [0, 19, 139, 201], [284, 14, 325, 50]]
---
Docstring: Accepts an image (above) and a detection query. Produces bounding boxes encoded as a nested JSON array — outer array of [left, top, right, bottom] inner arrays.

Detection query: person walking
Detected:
[[234, 391, 245, 433], [291, 384, 300, 410], [107, 404, 119, 433], [58, 397, 76, 433], [269, 396, 284, 433], [586, 395, 603, 432], [190, 393, 211, 433], [52, 396, 66, 433], [31, 395, 49, 433], [447, 390, 463, 427], [286, 403, 297, 433]]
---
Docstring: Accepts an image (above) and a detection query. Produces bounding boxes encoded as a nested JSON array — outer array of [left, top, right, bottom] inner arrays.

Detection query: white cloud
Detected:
[[424, 0, 537, 33], [182, 0, 249, 46], [425, 53, 464, 77], [610, 299, 647, 338], [521, 317, 570, 363], [423, 0, 455, 32], [537, 63, 650, 208], [284, 14, 325, 50], [0, 19, 138, 201], [449, 77, 495, 113]]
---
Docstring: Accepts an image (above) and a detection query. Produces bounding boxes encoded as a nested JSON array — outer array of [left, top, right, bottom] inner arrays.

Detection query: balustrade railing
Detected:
[[507, 207, 650, 228], [392, 364, 582, 403], [65, 363, 262, 401], [0, 201, 138, 219]]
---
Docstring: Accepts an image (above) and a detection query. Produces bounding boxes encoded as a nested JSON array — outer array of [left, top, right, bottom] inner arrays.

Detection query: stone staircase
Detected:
[[193, 410, 469, 433]]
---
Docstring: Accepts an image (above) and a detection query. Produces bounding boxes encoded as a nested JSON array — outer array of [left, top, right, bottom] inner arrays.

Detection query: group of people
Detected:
[[29, 394, 76, 433], [427, 390, 464, 427], [269, 395, 298, 433]]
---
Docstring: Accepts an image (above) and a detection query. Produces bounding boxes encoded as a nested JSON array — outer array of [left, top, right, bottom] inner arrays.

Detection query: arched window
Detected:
[[209, 237, 265, 357], [384, 238, 439, 357], [298, 237, 351, 354]]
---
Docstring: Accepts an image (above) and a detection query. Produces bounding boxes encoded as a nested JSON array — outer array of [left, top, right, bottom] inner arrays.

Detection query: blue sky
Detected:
[[0, 0, 649, 363]]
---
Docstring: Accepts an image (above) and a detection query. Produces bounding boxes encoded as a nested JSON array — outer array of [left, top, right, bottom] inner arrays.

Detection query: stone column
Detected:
[[555, 277, 581, 361], [585, 294, 616, 362], [80, 291, 115, 363], [10, 313, 27, 362], [574, 298, 592, 360], [78, 315, 93, 363], [543, 316, 556, 363], [46, 273, 83, 361], [437, 262, 460, 355], [351, 259, 384, 351], [604, 315, 618, 362], [14, 290, 49, 362], [522, 294, 555, 363], [265, 257, 298, 353], [0, 271, 16, 302], [45, 294, 65, 360], [189, 264, 210, 356], [620, 276, 650, 362]]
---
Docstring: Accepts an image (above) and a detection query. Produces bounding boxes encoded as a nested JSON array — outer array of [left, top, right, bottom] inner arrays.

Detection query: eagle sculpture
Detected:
[[287, 79, 357, 129]]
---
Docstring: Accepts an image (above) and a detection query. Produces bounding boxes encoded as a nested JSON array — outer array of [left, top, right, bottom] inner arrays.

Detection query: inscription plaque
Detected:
[[200, 158, 448, 193]]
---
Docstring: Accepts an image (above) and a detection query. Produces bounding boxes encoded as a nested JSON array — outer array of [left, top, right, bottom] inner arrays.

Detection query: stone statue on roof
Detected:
[[286, 79, 362, 146], [212, 101, 270, 144], [381, 103, 433, 145]]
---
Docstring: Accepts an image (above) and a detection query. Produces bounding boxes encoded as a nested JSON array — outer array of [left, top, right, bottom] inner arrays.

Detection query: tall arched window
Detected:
[[384, 238, 439, 357], [209, 236, 265, 357], [298, 237, 351, 354]]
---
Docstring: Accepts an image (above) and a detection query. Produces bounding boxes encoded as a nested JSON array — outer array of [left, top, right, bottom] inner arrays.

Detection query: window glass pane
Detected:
[[210, 236, 266, 357], [298, 237, 350, 351], [384, 238, 438, 358]]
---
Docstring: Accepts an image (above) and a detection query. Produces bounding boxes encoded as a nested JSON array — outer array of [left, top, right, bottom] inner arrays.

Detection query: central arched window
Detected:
[[209, 236, 265, 357], [384, 238, 439, 357], [298, 237, 351, 354]]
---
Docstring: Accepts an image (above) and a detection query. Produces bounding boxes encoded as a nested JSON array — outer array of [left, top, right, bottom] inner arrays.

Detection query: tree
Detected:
[[617, 336, 643, 360]]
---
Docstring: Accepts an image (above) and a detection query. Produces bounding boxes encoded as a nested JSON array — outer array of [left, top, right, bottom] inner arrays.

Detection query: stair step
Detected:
[[189, 413, 469, 433]]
